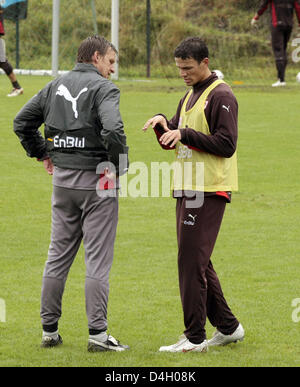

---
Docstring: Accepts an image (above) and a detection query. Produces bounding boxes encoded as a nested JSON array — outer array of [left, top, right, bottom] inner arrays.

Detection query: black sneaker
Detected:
[[88, 334, 129, 352], [41, 334, 63, 348]]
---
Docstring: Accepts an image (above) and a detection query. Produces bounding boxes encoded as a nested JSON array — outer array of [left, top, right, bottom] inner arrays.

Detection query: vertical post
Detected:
[[52, 0, 60, 77], [15, 18, 19, 69], [146, 0, 151, 78], [90, 0, 98, 35], [15, 1, 20, 69], [111, 0, 119, 80]]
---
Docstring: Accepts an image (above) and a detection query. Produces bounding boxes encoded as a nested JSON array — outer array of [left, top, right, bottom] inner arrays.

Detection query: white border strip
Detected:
[[0, 69, 69, 76]]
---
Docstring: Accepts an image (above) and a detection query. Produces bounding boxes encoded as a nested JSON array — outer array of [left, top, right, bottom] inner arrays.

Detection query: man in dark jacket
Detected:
[[14, 35, 129, 352], [0, 5, 23, 96], [251, 0, 300, 86]]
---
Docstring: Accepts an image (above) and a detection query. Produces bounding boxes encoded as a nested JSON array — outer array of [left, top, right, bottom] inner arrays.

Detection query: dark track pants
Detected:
[[41, 186, 118, 332], [271, 26, 292, 82], [176, 196, 239, 344]]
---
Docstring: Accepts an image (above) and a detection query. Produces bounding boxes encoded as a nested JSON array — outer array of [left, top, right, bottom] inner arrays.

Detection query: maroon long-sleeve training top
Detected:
[[0, 6, 5, 36], [153, 72, 238, 202], [154, 73, 238, 158], [255, 0, 300, 28]]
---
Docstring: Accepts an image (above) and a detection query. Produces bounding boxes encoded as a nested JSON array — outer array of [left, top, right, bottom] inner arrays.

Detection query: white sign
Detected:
[[0, 298, 6, 323]]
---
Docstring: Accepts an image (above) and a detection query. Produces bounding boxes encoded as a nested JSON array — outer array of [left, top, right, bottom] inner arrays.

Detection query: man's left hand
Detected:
[[159, 129, 181, 148]]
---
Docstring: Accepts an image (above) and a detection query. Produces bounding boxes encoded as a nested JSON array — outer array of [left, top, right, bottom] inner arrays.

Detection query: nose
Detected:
[[179, 69, 187, 78]]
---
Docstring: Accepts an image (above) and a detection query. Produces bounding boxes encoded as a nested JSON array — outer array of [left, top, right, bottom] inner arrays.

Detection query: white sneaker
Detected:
[[272, 80, 286, 87], [7, 87, 24, 97], [208, 323, 244, 346], [88, 332, 130, 352], [40, 332, 63, 348], [159, 335, 208, 353]]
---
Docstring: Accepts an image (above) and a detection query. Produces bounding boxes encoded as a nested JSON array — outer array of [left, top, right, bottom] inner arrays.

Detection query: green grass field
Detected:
[[0, 73, 300, 368]]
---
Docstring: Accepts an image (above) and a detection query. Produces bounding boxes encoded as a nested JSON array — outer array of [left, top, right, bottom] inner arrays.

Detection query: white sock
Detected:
[[89, 331, 108, 342], [43, 329, 59, 339]]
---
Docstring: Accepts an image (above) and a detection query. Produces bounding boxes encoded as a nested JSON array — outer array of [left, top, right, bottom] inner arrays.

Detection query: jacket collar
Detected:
[[193, 72, 218, 91], [73, 62, 102, 77]]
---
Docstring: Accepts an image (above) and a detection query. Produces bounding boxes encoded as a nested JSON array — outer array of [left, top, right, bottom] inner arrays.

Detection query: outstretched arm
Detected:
[[251, 0, 270, 25]]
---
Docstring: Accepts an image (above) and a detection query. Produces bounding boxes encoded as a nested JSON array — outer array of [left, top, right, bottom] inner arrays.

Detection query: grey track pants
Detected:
[[41, 185, 119, 331]]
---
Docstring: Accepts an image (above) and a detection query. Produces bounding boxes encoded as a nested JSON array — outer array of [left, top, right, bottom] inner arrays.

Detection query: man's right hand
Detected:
[[142, 115, 169, 132], [251, 14, 259, 27], [43, 158, 54, 175]]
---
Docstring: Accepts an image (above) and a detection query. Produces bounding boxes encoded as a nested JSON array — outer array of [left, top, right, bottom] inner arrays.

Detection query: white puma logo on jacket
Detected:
[[222, 104, 230, 112], [56, 84, 88, 119]]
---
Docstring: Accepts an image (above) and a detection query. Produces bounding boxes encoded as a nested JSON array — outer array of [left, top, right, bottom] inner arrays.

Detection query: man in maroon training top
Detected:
[[143, 37, 244, 353], [251, 0, 300, 87], [0, 5, 23, 97]]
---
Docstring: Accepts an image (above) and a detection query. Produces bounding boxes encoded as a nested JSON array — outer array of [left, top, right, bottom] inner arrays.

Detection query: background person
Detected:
[[143, 37, 244, 353], [14, 35, 129, 352], [251, 0, 300, 87], [0, 5, 23, 97]]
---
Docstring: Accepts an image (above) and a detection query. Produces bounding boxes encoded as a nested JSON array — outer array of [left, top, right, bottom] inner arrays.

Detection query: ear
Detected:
[[92, 51, 101, 64], [202, 57, 209, 66]]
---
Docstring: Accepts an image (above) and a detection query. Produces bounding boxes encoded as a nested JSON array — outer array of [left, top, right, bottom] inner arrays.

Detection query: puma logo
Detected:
[[222, 104, 230, 112], [183, 214, 197, 226], [56, 84, 88, 119], [188, 214, 197, 222]]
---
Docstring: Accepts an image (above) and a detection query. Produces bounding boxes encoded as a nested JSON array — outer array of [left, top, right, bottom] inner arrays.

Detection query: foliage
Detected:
[[2, 0, 300, 76]]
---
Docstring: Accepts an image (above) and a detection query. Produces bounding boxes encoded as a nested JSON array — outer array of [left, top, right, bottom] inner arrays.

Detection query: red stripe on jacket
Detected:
[[271, 1, 278, 27], [295, 1, 300, 24], [0, 18, 5, 36]]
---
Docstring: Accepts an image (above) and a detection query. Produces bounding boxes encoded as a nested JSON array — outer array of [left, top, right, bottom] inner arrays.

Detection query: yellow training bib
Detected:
[[172, 80, 238, 192]]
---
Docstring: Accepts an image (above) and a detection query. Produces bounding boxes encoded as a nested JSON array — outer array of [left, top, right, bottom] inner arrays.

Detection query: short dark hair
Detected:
[[77, 35, 118, 63], [174, 37, 209, 63]]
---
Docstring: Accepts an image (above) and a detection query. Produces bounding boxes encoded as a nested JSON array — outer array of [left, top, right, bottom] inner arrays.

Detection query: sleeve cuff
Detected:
[[37, 155, 50, 162], [179, 128, 186, 141]]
